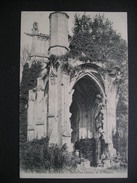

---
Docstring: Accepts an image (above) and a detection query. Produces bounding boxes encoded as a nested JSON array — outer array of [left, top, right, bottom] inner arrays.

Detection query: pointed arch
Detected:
[[70, 72, 106, 97]]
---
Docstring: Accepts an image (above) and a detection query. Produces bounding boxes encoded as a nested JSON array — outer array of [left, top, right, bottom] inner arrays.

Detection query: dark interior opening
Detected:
[[69, 75, 104, 166]]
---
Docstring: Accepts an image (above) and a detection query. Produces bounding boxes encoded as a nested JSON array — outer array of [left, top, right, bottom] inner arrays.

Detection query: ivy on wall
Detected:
[[20, 61, 42, 144]]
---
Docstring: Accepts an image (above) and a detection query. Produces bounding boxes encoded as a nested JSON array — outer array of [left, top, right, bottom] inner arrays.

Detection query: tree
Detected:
[[69, 14, 127, 70], [21, 46, 31, 67], [116, 57, 128, 160]]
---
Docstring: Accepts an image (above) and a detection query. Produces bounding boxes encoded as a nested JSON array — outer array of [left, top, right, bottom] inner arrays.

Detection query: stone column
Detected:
[[95, 138, 102, 165], [62, 73, 73, 151], [44, 91, 48, 137], [49, 11, 69, 56], [102, 98, 109, 143], [27, 90, 36, 141], [35, 88, 45, 139], [48, 65, 58, 144], [93, 94, 106, 165], [105, 74, 118, 157], [31, 35, 37, 56]]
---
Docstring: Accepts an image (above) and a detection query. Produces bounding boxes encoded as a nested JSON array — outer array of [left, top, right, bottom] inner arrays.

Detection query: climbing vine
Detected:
[[20, 61, 42, 143]]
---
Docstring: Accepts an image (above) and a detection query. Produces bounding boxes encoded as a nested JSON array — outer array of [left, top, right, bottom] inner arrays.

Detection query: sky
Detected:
[[21, 11, 127, 51]]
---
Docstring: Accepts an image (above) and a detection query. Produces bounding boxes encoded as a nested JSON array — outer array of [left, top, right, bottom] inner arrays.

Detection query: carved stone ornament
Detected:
[[33, 22, 38, 30], [96, 93, 103, 105], [32, 22, 39, 34]]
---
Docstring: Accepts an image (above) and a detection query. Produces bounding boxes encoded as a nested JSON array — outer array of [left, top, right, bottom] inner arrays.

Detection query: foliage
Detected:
[[48, 52, 75, 64], [109, 153, 128, 169], [115, 57, 128, 160], [21, 46, 31, 67], [69, 14, 127, 70], [20, 137, 49, 171], [113, 64, 128, 160], [75, 138, 97, 166], [20, 138, 80, 172], [20, 61, 42, 143]]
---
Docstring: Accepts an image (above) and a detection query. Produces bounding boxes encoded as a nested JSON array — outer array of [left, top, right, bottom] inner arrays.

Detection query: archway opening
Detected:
[[69, 75, 105, 166]]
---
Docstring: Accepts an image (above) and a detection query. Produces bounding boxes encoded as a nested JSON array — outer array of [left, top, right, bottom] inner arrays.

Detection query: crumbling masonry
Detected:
[[25, 11, 120, 165]]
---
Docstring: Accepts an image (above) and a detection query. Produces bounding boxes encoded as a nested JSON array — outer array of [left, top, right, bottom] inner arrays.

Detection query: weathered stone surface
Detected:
[[27, 90, 36, 132], [26, 11, 119, 165], [49, 12, 69, 56]]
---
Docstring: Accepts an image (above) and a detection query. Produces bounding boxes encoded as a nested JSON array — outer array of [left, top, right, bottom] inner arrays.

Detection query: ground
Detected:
[[20, 161, 127, 178]]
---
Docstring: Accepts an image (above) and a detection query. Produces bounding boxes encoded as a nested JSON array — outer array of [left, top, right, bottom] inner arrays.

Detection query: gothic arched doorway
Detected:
[[69, 74, 105, 165]]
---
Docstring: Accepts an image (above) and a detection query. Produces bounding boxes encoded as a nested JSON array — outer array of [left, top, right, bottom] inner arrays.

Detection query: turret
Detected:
[[49, 11, 69, 56]]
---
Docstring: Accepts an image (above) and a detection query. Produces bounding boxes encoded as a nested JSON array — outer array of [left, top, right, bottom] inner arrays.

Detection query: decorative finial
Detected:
[[32, 22, 39, 34]]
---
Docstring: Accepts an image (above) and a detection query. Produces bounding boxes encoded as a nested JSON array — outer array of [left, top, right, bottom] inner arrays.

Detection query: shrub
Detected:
[[20, 137, 49, 171], [75, 138, 96, 166], [20, 137, 79, 172], [109, 153, 128, 169]]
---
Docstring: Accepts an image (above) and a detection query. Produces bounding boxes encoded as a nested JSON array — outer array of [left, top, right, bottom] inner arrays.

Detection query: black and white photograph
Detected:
[[19, 11, 128, 178]]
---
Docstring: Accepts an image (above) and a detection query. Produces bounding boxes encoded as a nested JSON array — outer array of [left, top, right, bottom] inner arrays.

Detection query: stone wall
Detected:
[[31, 35, 49, 57], [27, 60, 118, 160]]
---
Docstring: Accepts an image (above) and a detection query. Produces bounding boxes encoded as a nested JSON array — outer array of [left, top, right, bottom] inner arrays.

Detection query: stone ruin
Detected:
[[25, 11, 121, 167]]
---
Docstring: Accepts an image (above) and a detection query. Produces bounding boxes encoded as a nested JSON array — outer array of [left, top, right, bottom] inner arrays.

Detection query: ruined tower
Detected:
[[49, 11, 69, 56]]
